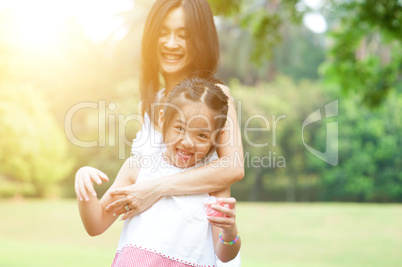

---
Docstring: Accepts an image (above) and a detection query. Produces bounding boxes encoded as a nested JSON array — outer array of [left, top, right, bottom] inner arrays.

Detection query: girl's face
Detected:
[[158, 7, 192, 79], [160, 103, 216, 168]]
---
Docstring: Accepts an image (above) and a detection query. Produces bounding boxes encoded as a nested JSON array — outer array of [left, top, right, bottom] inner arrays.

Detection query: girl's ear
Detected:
[[158, 109, 164, 129]]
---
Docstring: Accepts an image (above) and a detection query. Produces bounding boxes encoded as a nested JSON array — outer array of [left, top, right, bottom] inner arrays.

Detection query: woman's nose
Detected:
[[164, 34, 179, 49]]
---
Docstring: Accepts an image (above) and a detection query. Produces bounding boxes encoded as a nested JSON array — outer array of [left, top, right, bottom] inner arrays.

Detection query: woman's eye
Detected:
[[175, 126, 184, 131], [178, 31, 186, 39]]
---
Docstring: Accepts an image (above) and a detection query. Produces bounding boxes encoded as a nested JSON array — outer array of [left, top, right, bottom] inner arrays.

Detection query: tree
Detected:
[[231, 76, 327, 201], [309, 89, 402, 202], [322, 0, 402, 108], [0, 83, 73, 197], [209, 0, 402, 108]]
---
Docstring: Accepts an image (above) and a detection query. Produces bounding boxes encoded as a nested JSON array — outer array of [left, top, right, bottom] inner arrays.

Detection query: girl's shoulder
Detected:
[[215, 83, 230, 92], [215, 83, 235, 103]]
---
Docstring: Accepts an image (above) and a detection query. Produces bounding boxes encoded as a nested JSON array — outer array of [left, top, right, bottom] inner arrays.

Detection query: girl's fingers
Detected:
[[207, 217, 235, 230], [90, 171, 102, 185], [83, 173, 97, 198], [210, 204, 235, 218], [217, 197, 236, 208], [207, 216, 234, 224], [98, 170, 109, 181], [74, 181, 83, 201], [77, 175, 89, 201]]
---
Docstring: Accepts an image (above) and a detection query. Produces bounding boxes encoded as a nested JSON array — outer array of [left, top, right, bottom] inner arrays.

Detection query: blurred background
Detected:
[[0, 0, 401, 266]]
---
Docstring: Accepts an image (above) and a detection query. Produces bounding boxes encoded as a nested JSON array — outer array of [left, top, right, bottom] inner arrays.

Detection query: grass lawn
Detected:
[[0, 200, 401, 267]]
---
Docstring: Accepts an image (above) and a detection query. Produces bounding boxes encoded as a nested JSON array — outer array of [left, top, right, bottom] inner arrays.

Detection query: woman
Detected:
[[107, 0, 244, 222], [77, 0, 244, 265]]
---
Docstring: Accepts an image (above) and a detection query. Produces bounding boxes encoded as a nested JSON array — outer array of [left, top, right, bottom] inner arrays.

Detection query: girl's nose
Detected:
[[182, 133, 195, 148]]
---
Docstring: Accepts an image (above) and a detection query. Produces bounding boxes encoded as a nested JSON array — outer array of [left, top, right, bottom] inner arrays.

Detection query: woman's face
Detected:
[[158, 7, 192, 79]]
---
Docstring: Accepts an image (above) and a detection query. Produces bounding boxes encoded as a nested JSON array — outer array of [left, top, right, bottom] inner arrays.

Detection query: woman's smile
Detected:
[[158, 7, 192, 78], [161, 52, 184, 62]]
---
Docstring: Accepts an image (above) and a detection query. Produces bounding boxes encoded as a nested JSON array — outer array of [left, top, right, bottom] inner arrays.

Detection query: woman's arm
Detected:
[[108, 85, 244, 219], [76, 157, 139, 236]]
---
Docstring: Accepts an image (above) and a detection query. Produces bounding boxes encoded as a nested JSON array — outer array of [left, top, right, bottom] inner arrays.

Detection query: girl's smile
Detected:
[[160, 103, 216, 168]]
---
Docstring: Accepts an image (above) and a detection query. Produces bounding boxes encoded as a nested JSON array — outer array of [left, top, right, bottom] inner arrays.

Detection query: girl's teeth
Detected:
[[179, 149, 190, 155]]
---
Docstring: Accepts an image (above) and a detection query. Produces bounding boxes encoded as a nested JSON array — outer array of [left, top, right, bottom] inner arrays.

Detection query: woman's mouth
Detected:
[[162, 53, 183, 61]]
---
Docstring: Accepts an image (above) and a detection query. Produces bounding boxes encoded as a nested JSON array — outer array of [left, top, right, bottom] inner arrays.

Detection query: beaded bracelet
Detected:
[[219, 232, 240, 246]]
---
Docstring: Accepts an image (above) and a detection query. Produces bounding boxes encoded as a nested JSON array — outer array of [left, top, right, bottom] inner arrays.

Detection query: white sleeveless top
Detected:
[[112, 154, 216, 267], [129, 96, 241, 266]]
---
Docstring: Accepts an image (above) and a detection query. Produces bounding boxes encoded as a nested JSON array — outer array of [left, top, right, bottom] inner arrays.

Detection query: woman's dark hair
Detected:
[[140, 0, 220, 118], [162, 77, 228, 157]]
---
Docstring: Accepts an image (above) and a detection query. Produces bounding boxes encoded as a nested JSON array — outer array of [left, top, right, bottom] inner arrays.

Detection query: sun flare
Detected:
[[1, 0, 133, 48]]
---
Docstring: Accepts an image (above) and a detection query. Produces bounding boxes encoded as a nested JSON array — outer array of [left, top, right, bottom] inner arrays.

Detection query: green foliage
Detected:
[[323, 0, 402, 108], [230, 75, 402, 202], [310, 90, 402, 202], [209, 0, 242, 16], [231, 76, 328, 201], [210, 0, 304, 66], [213, 0, 401, 108], [0, 83, 73, 197]]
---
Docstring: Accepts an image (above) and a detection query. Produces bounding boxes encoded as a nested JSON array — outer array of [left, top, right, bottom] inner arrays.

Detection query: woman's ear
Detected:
[[158, 109, 164, 129]]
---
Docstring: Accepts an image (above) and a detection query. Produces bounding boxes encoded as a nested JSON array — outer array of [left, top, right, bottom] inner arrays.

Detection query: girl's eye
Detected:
[[198, 133, 209, 139], [175, 126, 184, 132]]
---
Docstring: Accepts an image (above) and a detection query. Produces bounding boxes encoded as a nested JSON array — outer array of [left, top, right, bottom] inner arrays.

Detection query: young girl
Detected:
[[76, 78, 241, 266]]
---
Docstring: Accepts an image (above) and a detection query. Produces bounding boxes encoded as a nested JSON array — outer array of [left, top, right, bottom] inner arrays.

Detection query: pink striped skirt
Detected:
[[112, 244, 216, 267]]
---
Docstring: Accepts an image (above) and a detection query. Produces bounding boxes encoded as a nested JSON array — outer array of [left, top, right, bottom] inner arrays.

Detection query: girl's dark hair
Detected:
[[140, 0, 220, 118], [162, 77, 229, 157]]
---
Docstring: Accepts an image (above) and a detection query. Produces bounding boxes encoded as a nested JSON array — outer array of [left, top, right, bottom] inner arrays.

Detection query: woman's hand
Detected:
[[207, 197, 237, 233], [75, 166, 109, 201], [106, 179, 162, 220]]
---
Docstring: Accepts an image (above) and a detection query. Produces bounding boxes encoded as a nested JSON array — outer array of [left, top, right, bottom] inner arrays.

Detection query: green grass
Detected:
[[0, 200, 401, 267]]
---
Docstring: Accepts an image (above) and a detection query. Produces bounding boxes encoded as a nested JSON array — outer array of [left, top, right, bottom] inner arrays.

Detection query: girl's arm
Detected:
[[208, 188, 241, 262], [107, 85, 244, 219], [76, 157, 139, 236]]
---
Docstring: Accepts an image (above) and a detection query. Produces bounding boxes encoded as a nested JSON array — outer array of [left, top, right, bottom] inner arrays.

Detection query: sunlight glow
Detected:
[[1, 0, 133, 48], [303, 12, 327, 34]]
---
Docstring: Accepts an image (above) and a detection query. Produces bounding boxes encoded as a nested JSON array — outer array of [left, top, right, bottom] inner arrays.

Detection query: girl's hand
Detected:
[[207, 197, 237, 233], [75, 166, 109, 201], [106, 180, 161, 220]]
